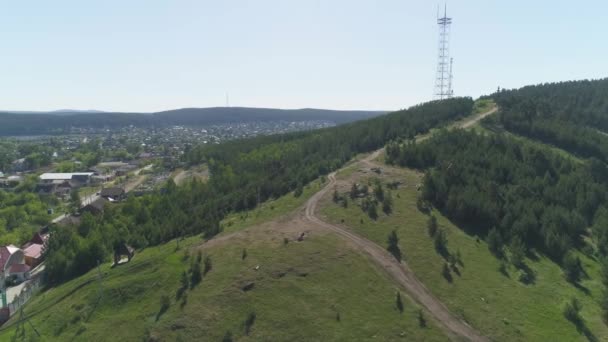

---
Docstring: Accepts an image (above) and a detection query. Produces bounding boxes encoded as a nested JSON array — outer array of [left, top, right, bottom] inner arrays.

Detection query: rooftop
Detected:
[[39, 172, 94, 180]]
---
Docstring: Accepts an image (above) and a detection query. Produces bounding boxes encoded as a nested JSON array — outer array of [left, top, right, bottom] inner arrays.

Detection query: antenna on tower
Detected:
[[434, 3, 454, 100], [225, 92, 230, 107]]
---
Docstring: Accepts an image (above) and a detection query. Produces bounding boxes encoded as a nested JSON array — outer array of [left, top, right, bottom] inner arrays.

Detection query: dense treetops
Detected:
[[489, 78, 608, 162], [386, 129, 606, 263]]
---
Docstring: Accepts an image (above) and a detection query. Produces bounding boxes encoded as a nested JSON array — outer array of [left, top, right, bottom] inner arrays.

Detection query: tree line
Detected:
[[386, 129, 606, 265], [43, 98, 474, 284], [489, 78, 608, 162]]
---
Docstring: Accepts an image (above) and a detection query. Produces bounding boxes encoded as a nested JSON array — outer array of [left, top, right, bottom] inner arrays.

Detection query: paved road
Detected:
[[303, 107, 497, 341]]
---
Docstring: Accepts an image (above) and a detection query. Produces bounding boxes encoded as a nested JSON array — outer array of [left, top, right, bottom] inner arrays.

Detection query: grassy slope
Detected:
[[0, 178, 447, 342], [319, 162, 608, 341]]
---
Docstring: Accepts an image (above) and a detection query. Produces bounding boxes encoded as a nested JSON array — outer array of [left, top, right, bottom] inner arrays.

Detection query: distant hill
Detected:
[[0, 107, 385, 136]]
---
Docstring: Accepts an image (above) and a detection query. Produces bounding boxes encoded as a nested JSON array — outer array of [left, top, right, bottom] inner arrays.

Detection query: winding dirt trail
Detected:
[[303, 108, 497, 341]]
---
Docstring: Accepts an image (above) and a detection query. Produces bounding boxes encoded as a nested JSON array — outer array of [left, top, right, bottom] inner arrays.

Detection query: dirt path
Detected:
[[303, 108, 497, 341]]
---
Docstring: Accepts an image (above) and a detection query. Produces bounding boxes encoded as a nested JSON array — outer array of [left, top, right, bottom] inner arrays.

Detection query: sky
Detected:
[[0, 0, 606, 112]]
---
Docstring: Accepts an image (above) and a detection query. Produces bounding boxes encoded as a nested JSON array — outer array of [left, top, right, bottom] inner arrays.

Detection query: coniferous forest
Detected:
[[44, 98, 473, 284]]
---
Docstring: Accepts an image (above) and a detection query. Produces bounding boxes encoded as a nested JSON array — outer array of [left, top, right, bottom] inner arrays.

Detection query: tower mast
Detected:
[[434, 4, 454, 100]]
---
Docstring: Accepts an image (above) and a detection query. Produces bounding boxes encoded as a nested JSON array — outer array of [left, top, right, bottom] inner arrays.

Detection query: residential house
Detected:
[[81, 197, 108, 215], [0, 245, 27, 284], [100, 187, 126, 201], [22, 231, 50, 268]]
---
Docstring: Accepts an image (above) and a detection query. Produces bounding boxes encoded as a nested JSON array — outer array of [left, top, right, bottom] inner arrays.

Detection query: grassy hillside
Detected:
[[0, 182, 447, 342], [319, 161, 608, 341]]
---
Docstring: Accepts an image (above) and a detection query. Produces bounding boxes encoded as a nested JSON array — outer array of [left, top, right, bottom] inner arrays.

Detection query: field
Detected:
[[319, 160, 608, 341]]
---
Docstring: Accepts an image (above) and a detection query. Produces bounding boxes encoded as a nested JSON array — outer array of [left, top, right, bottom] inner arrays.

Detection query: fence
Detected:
[[7, 274, 43, 317]]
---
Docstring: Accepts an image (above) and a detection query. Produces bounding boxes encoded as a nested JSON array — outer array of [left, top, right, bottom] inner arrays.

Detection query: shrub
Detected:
[[442, 263, 452, 283], [367, 201, 378, 220], [332, 189, 340, 203], [204, 256, 213, 275], [418, 310, 427, 327], [563, 297, 583, 327], [222, 331, 233, 342], [190, 262, 202, 288], [245, 311, 257, 335], [509, 237, 526, 269], [387, 230, 402, 261], [157, 294, 171, 321], [563, 252, 583, 284], [487, 227, 503, 257], [427, 215, 438, 237], [396, 292, 404, 313], [434, 229, 448, 257]]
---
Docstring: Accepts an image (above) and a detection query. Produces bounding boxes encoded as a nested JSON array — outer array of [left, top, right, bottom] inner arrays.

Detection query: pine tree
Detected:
[[396, 292, 404, 313], [427, 215, 438, 237], [418, 309, 427, 327], [204, 256, 213, 275], [350, 183, 358, 199], [382, 191, 393, 215], [387, 230, 402, 261], [487, 227, 503, 257]]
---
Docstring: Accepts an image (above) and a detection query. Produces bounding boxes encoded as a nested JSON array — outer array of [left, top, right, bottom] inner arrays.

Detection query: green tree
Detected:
[[427, 215, 438, 237], [382, 191, 393, 215], [396, 292, 404, 313], [367, 201, 378, 220], [350, 183, 358, 199], [387, 230, 402, 261], [204, 256, 213, 275], [509, 237, 526, 269], [563, 253, 583, 284], [487, 227, 503, 257], [70, 189, 81, 213], [434, 229, 448, 257]]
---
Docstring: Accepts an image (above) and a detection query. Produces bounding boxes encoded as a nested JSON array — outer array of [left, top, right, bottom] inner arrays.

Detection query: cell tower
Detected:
[[434, 4, 454, 100]]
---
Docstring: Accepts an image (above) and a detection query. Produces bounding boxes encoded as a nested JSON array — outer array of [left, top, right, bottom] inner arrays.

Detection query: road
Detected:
[[303, 107, 497, 341]]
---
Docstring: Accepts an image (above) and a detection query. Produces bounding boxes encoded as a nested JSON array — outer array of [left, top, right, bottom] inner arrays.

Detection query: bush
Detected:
[[190, 262, 202, 289], [332, 189, 340, 203], [434, 229, 448, 257], [563, 252, 583, 284], [416, 197, 431, 214], [157, 294, 170, 321], [487, 227, 503, 257], [245, 311, 257, 335], [222, 331, 233, 342], [367, 201, 378, 220], [418, 310, 427, 327], [563, 297, 583, 327], [427, 215, 438, 237], [442, 263, 452, 283], [204, 256, 213, 275], [509, 237, 526, 269], [601, 290, 608, 324], [387, 230, 402, 261], [396, 292, 404, 313]]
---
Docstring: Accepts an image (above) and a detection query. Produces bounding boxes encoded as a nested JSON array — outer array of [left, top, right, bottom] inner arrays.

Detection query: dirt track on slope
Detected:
[[302, 108, 497, 341]]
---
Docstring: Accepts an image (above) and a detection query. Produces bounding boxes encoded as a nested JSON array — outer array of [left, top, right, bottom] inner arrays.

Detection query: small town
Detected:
[[0, 119, 336, 324]]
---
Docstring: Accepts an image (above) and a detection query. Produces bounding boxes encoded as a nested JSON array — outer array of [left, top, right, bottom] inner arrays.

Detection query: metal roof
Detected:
[[39, 172, 94, 180]]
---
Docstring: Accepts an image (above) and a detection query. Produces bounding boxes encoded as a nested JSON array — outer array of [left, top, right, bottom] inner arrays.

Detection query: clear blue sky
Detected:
[[0, 0, 605, 112]]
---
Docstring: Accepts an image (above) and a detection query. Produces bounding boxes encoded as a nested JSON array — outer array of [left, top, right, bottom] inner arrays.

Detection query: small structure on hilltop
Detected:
[[113, 243, 135, 266]]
